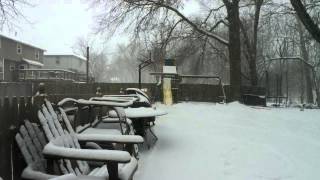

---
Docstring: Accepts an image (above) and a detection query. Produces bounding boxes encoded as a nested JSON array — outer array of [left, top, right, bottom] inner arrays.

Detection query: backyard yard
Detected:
[[135, 102, 320, 180]]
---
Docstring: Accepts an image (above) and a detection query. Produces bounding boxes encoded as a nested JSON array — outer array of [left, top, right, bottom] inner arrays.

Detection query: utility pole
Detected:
[[86, 46, 89, 83]]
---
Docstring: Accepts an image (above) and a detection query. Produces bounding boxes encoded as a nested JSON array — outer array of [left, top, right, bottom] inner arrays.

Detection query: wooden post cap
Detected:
[[96, 87, 102, 97]]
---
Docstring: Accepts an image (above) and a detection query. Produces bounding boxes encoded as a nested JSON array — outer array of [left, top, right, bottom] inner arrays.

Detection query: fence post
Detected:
[[19, 97, 26, 123], [1, 97, 11, 179], [0, 98, 4, 179], [33, 82, 47, 110]]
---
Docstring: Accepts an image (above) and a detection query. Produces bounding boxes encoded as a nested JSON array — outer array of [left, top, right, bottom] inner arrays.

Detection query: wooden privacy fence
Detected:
[[0, 96, 37, 180], [0, 94, 95, 180]]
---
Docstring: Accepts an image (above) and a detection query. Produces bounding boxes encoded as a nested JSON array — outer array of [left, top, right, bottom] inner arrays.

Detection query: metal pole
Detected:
[[86, 46, 89, 83], [139, 64, 142, 89], [265, 71, 269, 97], [286, 60, 289, 106]]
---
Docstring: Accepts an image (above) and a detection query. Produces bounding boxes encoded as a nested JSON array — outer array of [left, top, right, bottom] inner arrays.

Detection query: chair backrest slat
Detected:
[[19, 125, 43, 163], [24, 121, 43, 154], [31, 122, 47, 147], [38, 111, 54, 141], [59, 107, 76, 134], [15, 134, 34, 165], [45, 100, 65, 136], [41, 105, 61, 137]]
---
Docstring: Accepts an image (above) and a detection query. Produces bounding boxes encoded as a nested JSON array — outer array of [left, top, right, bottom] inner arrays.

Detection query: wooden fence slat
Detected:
[[3, 97, 10, 133], [0, 98, 4, 179], [11, 96, 19, 128], [25, 96, 36, 123], [1, 97, 11, 180], [19, 97, 26, 123]]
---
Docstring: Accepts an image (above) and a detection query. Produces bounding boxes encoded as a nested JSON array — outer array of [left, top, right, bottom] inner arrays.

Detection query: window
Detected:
[[35, 50, 40, 60], [56, 59, 60, 65], [10, 63, 15, 71], [19, 65, 25, 70], [17, 43, 22, 54]]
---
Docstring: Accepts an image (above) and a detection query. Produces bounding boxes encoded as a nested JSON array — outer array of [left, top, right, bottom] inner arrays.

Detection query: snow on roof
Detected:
[[22, 58, 44, 67], [44, 53, 87, 61], [0, 34, 46, 51]]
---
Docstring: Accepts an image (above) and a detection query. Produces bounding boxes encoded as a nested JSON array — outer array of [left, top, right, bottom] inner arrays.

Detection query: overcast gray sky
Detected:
[[0, 0, 199, 56]]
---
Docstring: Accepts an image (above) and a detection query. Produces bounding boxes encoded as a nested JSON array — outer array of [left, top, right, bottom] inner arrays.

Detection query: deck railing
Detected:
[[16, 69, 91, 82]]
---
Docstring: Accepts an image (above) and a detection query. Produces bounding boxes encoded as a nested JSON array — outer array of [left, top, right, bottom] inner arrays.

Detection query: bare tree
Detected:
[[290, 0, 320, 43], [0, 0, 30, 30], [240, 0, 264, 86], [296, 17, 314, 103], [92, 0, 243, 101], [72, 37, 109, 82]]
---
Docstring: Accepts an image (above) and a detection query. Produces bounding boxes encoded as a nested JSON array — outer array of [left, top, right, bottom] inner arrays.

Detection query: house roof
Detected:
[[44, 54, 87, 61], [0, 34, 46, 51], [22, 58, 44, 67]]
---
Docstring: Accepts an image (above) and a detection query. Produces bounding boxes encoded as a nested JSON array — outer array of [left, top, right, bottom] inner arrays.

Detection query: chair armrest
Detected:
[[22, 165, 57, 180], [76, 134, 144, 144], [43, 142, 131, 163], [57, 98, 78, 106]]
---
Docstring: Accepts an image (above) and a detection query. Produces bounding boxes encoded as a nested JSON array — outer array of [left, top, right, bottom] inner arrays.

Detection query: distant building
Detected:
[[0, 34, 45, 82], [43, 54, 86, 74]]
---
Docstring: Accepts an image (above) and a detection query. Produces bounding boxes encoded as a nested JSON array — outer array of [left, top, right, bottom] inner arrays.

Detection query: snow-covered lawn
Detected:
[[134, 102, 320, 180]]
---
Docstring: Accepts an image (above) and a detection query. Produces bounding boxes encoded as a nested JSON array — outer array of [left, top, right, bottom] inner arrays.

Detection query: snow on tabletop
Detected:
[[90, 96, 138, 102], [134, 102, 320, 180], [77, 99, 133, 107], [109, 107, 167, 118]]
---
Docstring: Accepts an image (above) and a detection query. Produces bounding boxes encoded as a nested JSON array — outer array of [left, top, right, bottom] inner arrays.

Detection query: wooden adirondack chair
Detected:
[[15, 98, 143, 180]]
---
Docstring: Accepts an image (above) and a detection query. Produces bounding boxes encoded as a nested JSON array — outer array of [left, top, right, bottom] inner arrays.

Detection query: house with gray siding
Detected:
[[0, 34, 45, 82], [43, 54, 86, 74]]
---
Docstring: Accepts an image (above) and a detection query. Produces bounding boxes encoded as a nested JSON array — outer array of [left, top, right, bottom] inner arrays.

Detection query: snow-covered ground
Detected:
[[134, 102, 320, 180]]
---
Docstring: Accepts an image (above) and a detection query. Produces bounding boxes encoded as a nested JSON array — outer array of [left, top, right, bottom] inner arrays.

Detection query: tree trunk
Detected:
[[297, 18, 314, 103], [291, 0, 320, 44], [240, 0, 263, 86], [251, 0, 263, 86], [311, 69, 320, 107], [225, 0, 242, 101]]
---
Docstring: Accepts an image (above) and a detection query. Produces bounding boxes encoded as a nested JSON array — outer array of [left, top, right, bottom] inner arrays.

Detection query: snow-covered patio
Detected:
[[135, 102, 320, 180]]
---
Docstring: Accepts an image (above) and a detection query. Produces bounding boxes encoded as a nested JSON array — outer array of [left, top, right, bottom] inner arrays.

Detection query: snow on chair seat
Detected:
[[81, 127, 122, 136]]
